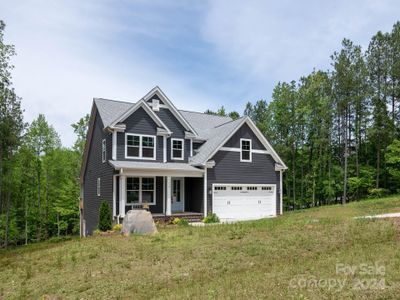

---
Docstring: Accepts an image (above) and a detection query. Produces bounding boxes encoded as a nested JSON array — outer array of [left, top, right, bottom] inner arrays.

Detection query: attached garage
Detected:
[[212, 184, 277, 220]]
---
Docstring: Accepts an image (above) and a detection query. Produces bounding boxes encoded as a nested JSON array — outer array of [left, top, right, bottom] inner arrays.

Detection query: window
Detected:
[[240, 138, 252, 162], [126, 134, 156, 160], [215, 186, 226, 190], [231, 186, 243, 190], [262, 186, 273, 191], [247, 186, 258, 190], [97, 178, 101, 196], [102, 139, 107, 163], [171, 138, 184, 160], [126, 177, 155, 205]]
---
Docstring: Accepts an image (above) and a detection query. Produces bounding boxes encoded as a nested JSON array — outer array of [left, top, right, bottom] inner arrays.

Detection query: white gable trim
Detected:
[[201, 117, 287, 169], [109, 99, 172, 135], [142, 86, 198, 135]]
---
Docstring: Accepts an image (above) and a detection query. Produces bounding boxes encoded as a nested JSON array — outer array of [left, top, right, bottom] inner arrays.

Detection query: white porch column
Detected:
[[280, 170, 283, 215], [112, 131, 117, 160], [119, 175, 126, 217], [166, 176, 172, 216], [203, 168, 208, 217], [112, 175, 117, 217]]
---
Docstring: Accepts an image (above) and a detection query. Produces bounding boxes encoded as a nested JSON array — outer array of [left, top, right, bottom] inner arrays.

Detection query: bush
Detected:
[[171, 217, 189, 226], [112, 224, 122, 232], [98, 201, 112, 231], [368, 188, 389, 198], [203, 213, 220, 224]]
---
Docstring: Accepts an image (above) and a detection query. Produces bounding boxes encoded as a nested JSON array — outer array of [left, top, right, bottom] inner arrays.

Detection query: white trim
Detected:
[[97, 178, 101, 196], [112, 132, 117, 160], [163, 136, 167, 163], [166, 176, 172, 216], [125, 176, 156, 206], [112, 175, 117, 217], [120, 175, 126, 217], [171, 138, 184, 160], [220, 147, 241, 152], [202, 117, 287, 169], [190, 139, 193, 157], [203, 168, 208, 217], [141, 86, 198, 135], [211, 183, 277, 218], [280, 170, 283, 215], [220, 147, 269, 155], [125, 133, 156, 160], [109, 99, 172, 134], [240, 138, 252, 162], [120, 169, 204, 178], [101, 139, 107, 163]]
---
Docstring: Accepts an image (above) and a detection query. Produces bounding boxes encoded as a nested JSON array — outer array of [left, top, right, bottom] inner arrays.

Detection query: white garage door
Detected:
[[212, 184, 276, 220]]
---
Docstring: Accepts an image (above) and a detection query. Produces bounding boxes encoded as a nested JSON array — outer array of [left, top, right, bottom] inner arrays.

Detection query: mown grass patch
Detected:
[[1, 196, 400, 299]]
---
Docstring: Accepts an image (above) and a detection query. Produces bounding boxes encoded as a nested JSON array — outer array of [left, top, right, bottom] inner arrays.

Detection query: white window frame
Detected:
[[240, 138, 252, 162], [126, 177, 156, 205], [125, 133, 156, 160], [97, 178, 101, 196], [102, 139, 107, 163], [171, 138, 184, 160]]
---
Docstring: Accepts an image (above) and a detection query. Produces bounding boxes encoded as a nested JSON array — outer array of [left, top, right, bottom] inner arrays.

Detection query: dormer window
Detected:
[[126, 134, 156, 160], [240, 138, 252, 162], [171, 138, 184, 160]]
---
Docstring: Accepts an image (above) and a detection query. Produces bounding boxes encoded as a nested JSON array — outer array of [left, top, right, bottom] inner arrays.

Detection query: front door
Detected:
[[171, 178, 184, 212]]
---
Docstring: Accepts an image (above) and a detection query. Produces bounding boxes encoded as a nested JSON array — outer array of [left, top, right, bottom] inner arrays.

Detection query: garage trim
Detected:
[[211, 183, 277, 219]]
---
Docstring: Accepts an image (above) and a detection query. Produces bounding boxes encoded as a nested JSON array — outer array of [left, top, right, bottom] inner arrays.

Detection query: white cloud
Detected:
[[202, 0, 400, 83]]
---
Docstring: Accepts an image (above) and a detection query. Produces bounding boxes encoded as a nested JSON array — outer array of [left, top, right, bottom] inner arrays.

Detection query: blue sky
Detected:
[[1, 0, 400, 146]]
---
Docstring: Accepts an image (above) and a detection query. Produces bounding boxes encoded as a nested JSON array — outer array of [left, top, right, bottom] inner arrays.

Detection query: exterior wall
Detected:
[[116, 107, 164, 162], [223, 123, 265, 150], [207, 152, 281, 215], [184, 177, 204, 213], [83, 109, 114, 235]]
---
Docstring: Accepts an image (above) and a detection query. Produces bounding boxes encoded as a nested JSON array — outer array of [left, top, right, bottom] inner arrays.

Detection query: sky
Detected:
[[1, 0, 400, 146]]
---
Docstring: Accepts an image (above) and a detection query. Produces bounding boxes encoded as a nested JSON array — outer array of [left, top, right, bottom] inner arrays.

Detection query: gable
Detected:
[[223, 123, 266, 150], [156, 108, 186, 138], [122, 106, 158, 135], [146, 93, 165, 105]]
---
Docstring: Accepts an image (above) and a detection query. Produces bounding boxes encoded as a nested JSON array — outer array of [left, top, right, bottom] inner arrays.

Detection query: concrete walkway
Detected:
[[355, 212, 400, 219]]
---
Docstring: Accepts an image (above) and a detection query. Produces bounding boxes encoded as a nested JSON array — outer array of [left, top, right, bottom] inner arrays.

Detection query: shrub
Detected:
[[203, 213, 220, 224], [368, 188, 389, 198], [98, 201, 112, 231], [93, 229, 101, 235], [171, 217, 189, 226], [112, 224, 123, 232]]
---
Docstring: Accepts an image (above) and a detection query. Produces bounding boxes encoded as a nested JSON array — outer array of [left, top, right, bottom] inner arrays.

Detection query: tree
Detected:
[[0, 20, 24, 248]]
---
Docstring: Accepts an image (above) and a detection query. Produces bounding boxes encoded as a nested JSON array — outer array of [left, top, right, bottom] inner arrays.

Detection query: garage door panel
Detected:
[[213, 184, 276, 220]]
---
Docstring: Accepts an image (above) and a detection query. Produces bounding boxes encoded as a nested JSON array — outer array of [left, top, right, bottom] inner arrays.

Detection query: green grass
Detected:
[[1, 196, 400, 299]]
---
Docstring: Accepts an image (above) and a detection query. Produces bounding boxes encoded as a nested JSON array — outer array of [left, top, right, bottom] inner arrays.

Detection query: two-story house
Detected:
[[80, 86, 287, 235]]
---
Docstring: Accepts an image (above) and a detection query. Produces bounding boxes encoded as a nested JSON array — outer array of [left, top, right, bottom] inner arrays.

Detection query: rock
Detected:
[[122, 210, 158, 236]]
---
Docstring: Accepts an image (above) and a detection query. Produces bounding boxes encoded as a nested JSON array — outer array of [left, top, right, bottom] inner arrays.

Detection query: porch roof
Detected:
[[109, 160, 204, 176]]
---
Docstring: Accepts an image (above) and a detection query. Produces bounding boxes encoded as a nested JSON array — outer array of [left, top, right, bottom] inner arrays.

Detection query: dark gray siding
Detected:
[[185, 178, 203, 213], [207, 151, 281, 215], [116, 107, 164, 162], [223, 123, 265, 150], [83, 109, 114, 235], [146, 93, 164, 105], [193, 141, 204, 151]]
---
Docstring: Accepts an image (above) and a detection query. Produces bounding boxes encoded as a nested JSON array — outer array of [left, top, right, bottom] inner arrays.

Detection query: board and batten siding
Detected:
[[83, 108, 115, 235]]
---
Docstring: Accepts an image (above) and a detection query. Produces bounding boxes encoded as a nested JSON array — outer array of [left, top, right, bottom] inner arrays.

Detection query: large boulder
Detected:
[[122, 210, 158, 236]]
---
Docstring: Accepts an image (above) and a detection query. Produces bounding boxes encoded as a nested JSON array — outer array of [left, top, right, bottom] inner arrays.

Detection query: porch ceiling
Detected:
[[109, 160, 204, 177]]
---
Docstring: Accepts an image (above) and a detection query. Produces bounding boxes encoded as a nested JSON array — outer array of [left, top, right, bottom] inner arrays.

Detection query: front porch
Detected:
[[111, 162, 207, 221]]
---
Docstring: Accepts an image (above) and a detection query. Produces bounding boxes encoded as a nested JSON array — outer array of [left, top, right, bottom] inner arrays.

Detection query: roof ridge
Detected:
[[94, 98, 134, 105], [179, 109, 232, 118], [213, 116, 245, 129]]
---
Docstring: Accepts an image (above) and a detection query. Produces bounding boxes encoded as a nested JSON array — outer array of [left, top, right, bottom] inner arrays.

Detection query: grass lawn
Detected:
[[1, 196, 400, 299]]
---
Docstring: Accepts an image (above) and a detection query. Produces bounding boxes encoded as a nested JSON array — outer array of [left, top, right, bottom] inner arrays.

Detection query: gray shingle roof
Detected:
[[94, 98, 245, 166]]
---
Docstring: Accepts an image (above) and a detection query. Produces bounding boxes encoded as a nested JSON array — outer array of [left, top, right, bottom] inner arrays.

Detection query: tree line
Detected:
[[208, 22, 400, 209], [0, 21, 89, 247]]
